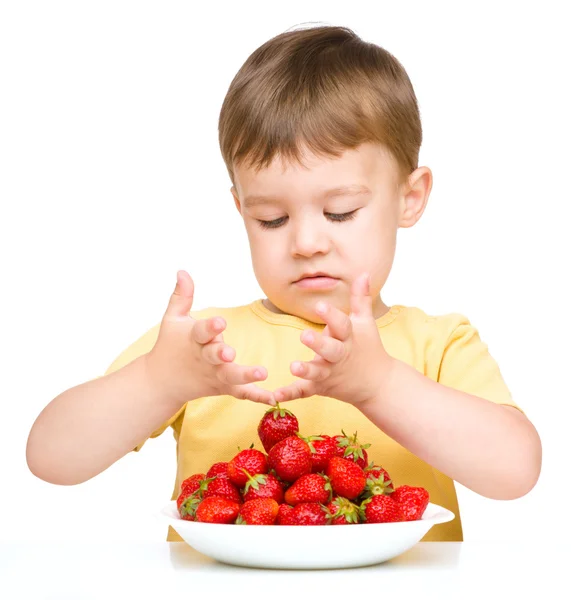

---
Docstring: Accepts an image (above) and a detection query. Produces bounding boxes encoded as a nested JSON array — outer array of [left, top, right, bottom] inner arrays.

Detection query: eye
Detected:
[[256, 210, 359, 230]]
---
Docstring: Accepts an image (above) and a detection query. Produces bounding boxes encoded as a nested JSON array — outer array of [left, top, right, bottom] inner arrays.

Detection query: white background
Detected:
[[2, 1, 568, 544]]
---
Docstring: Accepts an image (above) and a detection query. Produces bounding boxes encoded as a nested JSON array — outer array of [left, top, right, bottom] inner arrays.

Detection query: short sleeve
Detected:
[[436, 315, 524, 414], [102, 324, 186, 452]]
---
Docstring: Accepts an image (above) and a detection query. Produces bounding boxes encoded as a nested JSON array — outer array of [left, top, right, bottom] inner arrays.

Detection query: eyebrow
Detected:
[[243, 185, 372, 208]]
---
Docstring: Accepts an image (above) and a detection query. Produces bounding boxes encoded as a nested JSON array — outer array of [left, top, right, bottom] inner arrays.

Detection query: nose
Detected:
[[290, 216, 331, 257]]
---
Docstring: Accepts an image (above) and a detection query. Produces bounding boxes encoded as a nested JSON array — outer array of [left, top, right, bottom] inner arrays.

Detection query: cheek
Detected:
[[248, 232, 282, 274]]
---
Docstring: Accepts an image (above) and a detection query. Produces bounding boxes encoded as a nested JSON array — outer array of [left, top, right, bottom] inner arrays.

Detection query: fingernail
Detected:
[[254, 368, 264, 379], [316, 302, 326, 315], [304, 332, 314, 344]]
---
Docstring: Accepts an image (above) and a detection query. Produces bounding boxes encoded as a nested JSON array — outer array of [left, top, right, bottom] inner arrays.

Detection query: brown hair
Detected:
[[218, 24, 422, 189]]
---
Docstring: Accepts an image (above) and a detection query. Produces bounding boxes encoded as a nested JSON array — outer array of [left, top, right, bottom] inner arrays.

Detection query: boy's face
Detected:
[[232, 142, 431, 325]]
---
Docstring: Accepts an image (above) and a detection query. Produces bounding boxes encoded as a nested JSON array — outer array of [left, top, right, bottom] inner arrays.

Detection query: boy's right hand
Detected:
[[144, 270, 275, 406]]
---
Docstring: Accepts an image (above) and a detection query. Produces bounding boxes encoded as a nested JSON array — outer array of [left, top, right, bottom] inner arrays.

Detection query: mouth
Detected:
[[294, 273, 338, 283], [293, 275, 340, 289]]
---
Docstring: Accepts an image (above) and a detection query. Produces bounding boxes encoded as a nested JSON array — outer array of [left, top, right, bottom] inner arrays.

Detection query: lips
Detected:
[[295, 272, 336, 282], [294, 276, 339, 289]]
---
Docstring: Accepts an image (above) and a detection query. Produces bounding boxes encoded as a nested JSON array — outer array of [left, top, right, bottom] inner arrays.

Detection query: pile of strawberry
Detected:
[[176, 404, 429, 525]]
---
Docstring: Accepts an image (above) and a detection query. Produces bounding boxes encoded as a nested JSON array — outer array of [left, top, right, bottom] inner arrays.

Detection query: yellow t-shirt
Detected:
[[103, 300, 523, 542]]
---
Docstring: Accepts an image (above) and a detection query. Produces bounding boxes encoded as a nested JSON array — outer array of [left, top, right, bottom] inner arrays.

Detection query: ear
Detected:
[[398, 166, 433, 228], [231, 186, 242, 215]]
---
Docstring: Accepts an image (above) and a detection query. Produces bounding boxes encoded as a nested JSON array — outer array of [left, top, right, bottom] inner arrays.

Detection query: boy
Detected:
[[26, 24, 541, 542]]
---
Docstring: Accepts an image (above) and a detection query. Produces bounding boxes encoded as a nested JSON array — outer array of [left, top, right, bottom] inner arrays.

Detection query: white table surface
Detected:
[[1, 540, 566, 599]]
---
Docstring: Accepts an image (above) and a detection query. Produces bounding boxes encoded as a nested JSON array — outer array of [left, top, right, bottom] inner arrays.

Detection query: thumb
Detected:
[[165, 270, 195, 318], [350, 272, 372, 318]]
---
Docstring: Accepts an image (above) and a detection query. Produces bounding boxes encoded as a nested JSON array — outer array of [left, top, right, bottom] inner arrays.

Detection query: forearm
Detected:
[[26, 355, 186, 485], [359, 359, 542, 500]]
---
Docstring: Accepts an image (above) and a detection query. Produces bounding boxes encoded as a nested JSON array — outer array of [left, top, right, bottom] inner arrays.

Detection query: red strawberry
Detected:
[[178, 490, 201, 521], [325, 496, 361, 525], [258, 403, 299, 452], [300, 434, 338, 473], [195, 496, 241, 524], [235, 498, 280, 525], [326, 456, 366, 500], [334, 430, 371, 469], [360, 494, 402, 523], [392, 485, 429, 521], [227, 446, 268, 487], [276, 504, 296, 525], [361, 464, 394, 498], [177, 473, 206, 515], [290, 502, 328, 525], [268, 435, 312, 483], [284, 473, 332, 505], [179, 473, 205, 498], [242, 472, 284, 503], [202, 476, 242, 504], [206, 462, 230, 479]]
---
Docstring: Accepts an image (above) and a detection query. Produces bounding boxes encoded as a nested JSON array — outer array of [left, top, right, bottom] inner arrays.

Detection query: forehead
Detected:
[[234, 142, 396, 203]]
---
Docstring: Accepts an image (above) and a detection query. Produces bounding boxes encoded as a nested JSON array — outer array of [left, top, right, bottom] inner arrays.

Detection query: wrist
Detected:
[[140, 353, 194, 409], [359, 357, 400, 414]]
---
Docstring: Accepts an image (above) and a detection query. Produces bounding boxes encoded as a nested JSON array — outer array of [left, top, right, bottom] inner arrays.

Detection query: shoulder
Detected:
[[394, 305, 473, 340], [189, 303, 253, 322], [103, 303, 252, 377]]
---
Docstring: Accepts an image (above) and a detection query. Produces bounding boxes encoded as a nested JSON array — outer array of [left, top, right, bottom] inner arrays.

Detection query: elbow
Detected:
[[27, 458, 86, 486], [494, 423, 543, 501], [26, 433, 84, 486]]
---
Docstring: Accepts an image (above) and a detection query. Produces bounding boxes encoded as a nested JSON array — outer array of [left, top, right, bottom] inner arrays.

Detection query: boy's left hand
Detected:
[[272, 272, 396, 407]]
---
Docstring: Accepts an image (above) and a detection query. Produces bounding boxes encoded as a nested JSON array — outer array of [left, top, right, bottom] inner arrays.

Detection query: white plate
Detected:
[[156, 500, 455, 569]]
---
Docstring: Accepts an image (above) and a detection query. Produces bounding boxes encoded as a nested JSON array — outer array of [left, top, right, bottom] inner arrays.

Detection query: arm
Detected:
[[359, 358, 542, 500], [26, 355, 185, 486]]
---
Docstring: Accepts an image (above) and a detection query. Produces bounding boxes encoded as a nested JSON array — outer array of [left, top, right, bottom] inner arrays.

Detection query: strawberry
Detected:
[[284, 473, 332, 505], [326, 456, 366, 500], [360, 494, 402, 523], [257, 403, 299, 452], [177, 473, 206, 516], [206, 462, 230, 479], [290, 502, 328, 525], [268, 435, 312, 483], [392, 485, 429, 521], [179, 473, 205, 498], [235, 498, 280, 525], [227, 445, 268, 487], [195, 496, 241, 524], [299, 434, 338, 473], [276, 504, 296, 525], [361, 463, 394, 499], [242, 472, 284, 503], [201, 476, 242, 504], [178, 490, 201, 521], [334, 430, 371, 469], [325, 496, 361, 525]]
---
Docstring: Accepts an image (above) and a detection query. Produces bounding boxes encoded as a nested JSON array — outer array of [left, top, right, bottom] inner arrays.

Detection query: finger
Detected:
[[315, 301, 352, 342], [164, 270, 194, 319], [217, 362, 268, 386], [232, 384, 276, 405], [192, 316, 226, 345], [273, 380, 315, 403], [300, 329, 346, 363], [202, 342, 235, 365], [349, 271, 373, 319], [291, 359, 331, 382]]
